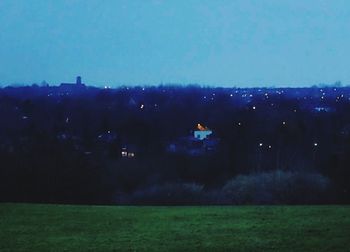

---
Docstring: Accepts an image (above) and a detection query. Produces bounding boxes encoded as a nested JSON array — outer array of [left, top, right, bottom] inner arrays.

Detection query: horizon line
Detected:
[[0, 82, 347, 89]]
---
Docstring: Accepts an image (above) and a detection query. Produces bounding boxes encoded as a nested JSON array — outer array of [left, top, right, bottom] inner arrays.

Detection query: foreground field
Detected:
[[0, 204, 350, 251]]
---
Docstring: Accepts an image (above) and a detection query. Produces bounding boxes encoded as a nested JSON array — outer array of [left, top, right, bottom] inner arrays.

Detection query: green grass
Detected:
[[0, 204, 350, 251]]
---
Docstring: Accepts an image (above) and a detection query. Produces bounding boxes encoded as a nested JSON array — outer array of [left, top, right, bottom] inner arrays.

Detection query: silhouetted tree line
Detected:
[[0, 85, 349, 204]]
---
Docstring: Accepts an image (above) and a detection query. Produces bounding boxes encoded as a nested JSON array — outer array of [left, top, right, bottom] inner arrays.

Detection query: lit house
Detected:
[[121, 145, 136, 158], [167, 124, 219, 156], [194, 123, 212, 140]]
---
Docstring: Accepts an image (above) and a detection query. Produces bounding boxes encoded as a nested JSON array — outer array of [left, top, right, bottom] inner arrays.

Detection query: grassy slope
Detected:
[[0, 204, 349, 252]]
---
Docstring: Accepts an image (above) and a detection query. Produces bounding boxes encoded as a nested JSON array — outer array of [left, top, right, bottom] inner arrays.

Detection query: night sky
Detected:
[[0, 0, 350, 87]]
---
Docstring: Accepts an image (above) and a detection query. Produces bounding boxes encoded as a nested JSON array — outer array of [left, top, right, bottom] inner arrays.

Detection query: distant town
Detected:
[[0, 77, 350, 204]]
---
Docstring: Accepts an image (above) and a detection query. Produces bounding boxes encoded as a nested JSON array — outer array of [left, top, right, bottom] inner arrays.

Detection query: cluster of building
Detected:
[[118, 123, 219, 158]]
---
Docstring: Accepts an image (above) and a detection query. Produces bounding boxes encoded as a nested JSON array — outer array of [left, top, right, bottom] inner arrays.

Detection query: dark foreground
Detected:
[[0, 203, 349, 251]]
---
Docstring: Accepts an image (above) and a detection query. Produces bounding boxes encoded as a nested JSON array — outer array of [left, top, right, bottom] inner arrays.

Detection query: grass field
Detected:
[[0, 204, 350, 251]]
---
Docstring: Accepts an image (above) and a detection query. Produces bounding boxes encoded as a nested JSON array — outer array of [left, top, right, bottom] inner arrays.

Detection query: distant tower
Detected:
[[76, 76, 82, 85]]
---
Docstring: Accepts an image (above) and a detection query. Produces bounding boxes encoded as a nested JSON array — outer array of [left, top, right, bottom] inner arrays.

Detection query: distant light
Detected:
[[107, 130, 111, 134], [252, 106, 256, 110], [268, 145, 272, 149], [259, 143, 263, 147], [230, 94, 233, 97], [142, 87, 145, 91], [314, 142, 318, 147], [293, 109, 297, 113], [140, 104, 144, 109], [65, 117, 69, 123], [238, 122, 241, 126], [282, 121, 286, 125]]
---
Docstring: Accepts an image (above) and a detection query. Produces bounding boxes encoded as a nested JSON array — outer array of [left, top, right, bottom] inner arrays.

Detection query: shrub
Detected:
[[222, 170, 330, 204]]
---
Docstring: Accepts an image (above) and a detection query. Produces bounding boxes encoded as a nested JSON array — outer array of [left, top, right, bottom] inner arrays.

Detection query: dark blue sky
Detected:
[[0, 0, 349, 87]]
